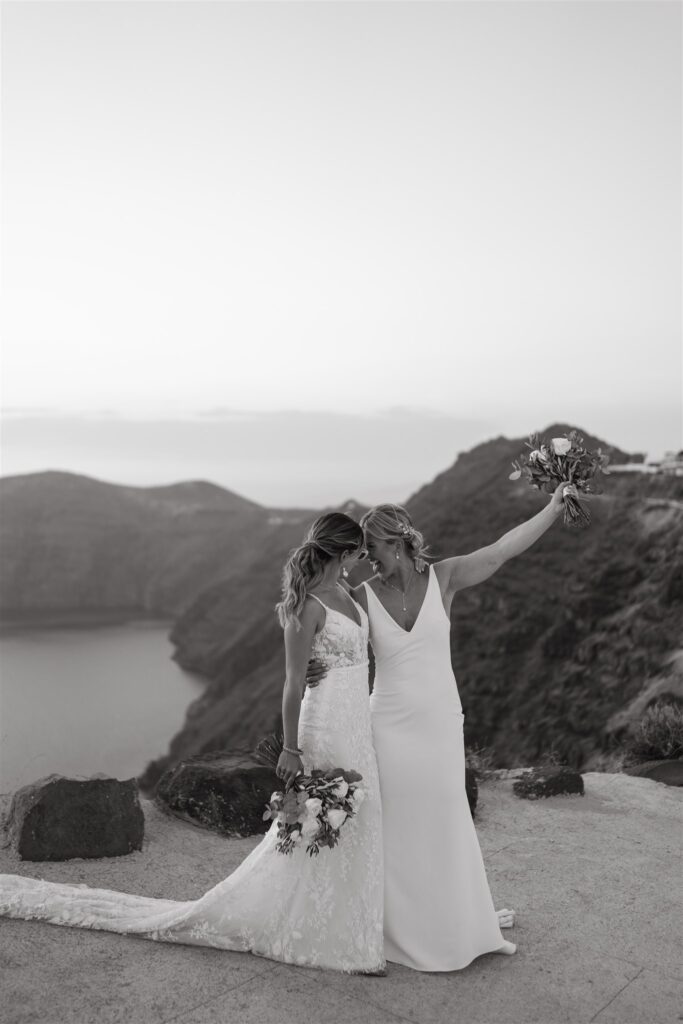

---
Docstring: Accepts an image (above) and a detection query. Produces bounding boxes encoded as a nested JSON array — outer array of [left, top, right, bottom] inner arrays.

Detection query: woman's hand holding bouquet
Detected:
[[509, 430, 610, 527], [263, 768, 365, 857]]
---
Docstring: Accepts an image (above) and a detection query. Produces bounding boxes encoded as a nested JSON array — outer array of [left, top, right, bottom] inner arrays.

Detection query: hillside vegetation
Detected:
[[143, 426, 683, 785], [0, 472, 312, 618], [2, 427, 680, 787]]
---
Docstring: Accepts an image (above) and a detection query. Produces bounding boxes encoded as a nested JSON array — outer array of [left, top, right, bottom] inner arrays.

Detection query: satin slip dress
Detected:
[[364, 564, 505, 971]]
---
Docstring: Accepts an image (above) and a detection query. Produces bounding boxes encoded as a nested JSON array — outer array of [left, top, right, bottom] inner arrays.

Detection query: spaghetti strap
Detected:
[[307, 593, 328, 634]]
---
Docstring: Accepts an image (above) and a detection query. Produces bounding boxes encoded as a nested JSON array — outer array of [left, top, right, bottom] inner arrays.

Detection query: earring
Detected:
[[342, 566, 349, 578], [395, 551, 400, 560]]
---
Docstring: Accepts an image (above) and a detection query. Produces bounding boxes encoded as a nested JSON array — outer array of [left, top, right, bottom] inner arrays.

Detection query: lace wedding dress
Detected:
[[0, 597, 384, 974]]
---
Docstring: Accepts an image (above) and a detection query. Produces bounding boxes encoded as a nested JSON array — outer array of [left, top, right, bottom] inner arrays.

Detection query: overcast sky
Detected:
[[1, 1, 681, 503]]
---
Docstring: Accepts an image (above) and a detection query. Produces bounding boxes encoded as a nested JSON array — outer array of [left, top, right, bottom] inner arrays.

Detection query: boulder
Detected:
[[4, 775, 144, 861], [513, 766, 584, 800], [465, 767, 478, 816], [156, 747, 473, 833], [623, 759, 683, 786], [156, 751, 278, 837]]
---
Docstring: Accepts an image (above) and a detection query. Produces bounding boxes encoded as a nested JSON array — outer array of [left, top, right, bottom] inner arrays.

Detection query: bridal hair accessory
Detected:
[[390, 509, 415, 539], [264, 768, 365, 857]]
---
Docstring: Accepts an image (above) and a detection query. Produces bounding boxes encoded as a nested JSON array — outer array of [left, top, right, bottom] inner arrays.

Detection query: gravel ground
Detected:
[[0, 772, 681, 1024]]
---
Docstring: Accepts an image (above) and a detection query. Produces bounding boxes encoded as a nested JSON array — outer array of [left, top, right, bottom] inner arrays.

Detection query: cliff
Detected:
[[3, 428, 680, 786], [141, 426, 683, 786]]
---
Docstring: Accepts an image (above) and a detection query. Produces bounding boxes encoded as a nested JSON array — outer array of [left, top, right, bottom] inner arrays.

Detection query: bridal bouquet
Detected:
[[508, 430, 610, 527], [263, 768, 365, 857]]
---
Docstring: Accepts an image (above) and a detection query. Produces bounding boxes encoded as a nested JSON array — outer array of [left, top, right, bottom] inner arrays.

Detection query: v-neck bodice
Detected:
[[364, 565, 433, 634], [363, 565, 462, 712], [308, 593, 369, 669]]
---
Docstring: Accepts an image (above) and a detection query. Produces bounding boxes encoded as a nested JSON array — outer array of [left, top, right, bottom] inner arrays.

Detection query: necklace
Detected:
[[380, 568, 415, 612], [313, 581, 346, 595]]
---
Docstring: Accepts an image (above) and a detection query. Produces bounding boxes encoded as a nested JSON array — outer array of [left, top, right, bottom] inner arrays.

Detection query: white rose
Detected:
[[333, 780, 349, 798], [327, 809, 348, 831], [304, 797, 322, 818], [351, 787, 366, 807], [289, 829, 302, 844], [302, 818, 319, 838], [552, 437, 571, 456]]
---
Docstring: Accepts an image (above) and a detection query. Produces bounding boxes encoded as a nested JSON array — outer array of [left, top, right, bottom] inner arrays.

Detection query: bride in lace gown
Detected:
[[0, 513, 384, 974]]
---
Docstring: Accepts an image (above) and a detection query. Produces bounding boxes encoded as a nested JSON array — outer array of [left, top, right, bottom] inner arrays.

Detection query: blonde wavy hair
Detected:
[[359, 504, 430, 571], [276, 512, 364, 629]]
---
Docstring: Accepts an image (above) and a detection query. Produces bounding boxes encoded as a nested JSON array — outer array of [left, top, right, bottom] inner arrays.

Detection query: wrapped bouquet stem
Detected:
[[509, 430, 610, 527]]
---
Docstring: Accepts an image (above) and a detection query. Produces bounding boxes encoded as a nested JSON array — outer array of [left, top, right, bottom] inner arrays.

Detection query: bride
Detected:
[[0, 513, 385, 974]]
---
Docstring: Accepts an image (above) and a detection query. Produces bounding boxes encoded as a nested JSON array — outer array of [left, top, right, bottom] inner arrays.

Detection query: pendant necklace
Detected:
[[381, 569, 415, 612]]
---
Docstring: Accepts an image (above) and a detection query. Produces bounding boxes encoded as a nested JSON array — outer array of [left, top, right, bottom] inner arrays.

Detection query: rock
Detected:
[[465, 767, 478, 816], [513, 766, 584, 800], [156, 751, 278, 837], [623, 759, 683, 786], [4, 775, 144, 861]]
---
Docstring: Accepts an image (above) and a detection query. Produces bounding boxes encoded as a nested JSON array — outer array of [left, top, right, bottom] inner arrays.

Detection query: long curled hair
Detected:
[[276, 512, 364, 629], [359, 504, 430, 571]]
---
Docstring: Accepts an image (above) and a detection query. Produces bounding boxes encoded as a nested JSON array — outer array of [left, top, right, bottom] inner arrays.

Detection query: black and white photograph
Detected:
[[0, 2, 681, 1023]]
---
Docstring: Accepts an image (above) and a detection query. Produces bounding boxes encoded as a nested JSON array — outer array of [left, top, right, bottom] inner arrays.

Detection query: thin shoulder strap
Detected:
[[362, 579, 377, 602], [306, 592, 327, 635]]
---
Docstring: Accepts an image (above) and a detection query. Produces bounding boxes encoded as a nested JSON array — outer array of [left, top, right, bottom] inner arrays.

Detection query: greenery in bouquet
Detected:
[[508, 430, 610, 527], [263, 767, 365, 856]]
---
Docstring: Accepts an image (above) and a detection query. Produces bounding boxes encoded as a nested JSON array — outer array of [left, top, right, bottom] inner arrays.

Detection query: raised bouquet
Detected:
[[508, 430, 610, 527], [263, 768, 365, 856]]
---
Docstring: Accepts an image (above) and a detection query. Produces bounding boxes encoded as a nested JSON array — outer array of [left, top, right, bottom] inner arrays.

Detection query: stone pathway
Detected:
[[1, 773, 681, 1024]]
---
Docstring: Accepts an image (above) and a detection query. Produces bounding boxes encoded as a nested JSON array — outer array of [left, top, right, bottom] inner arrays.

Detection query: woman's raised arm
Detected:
[[439, 481, 576, 593]]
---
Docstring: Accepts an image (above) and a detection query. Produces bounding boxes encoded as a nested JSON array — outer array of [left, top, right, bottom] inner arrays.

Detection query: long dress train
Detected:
[[364, 565, 505, 971], [0, 599, 384, 974]]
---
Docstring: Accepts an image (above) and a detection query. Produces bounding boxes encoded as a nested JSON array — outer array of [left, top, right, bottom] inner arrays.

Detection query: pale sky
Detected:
[[1, 1, 681, 503]]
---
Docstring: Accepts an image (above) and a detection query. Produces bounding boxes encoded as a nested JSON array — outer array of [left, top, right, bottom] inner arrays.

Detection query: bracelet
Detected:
[[283, 745, 303, 757]]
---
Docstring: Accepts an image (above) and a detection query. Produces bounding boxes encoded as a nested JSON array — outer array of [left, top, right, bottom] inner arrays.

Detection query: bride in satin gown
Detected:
[[0, 513, 385, 975], [309, 482, 573, 971]]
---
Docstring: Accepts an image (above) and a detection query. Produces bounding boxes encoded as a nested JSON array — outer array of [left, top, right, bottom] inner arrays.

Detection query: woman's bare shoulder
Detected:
[[300, 595, 326, 629]]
